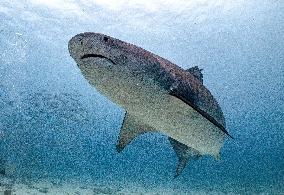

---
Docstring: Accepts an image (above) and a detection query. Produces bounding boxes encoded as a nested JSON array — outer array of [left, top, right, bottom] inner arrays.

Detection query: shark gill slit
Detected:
[[171, 93, 233, 139], [80, 54, 116, 64]]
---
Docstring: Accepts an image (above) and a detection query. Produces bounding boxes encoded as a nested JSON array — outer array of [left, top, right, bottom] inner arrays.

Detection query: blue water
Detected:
[[0, 0, 283, 194]]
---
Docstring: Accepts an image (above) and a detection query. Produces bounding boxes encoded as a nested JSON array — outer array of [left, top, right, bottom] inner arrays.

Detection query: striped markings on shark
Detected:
[[68, 33, 232, 177]]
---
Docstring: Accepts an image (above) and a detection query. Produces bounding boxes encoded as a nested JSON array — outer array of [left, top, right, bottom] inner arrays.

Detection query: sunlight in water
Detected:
[[26, 0, 244, 15]]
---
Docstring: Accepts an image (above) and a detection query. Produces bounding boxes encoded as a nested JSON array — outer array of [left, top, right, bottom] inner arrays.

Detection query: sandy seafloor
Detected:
[[0, 176, 282, 195], [0, 177, 214, 195]]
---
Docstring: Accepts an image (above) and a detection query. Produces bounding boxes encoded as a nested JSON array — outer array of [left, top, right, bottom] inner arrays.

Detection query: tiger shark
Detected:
[[68, 32, 232, 177]]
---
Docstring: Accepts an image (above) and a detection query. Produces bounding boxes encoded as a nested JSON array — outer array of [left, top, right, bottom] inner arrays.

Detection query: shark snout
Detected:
[[69, 33, 113, 63], [68, 35, 83, 60], [68, 33, 96, 59]]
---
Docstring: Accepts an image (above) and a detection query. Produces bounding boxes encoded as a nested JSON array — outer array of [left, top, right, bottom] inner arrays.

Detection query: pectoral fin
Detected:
[[116, 112, 155, 153], [168, 137, 201, 178]]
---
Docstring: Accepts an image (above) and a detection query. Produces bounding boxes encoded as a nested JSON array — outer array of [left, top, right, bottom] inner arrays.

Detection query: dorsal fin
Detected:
[[116, 112, 155, 153], [168, 137, 201, 178], [186, 66, 203, 83]]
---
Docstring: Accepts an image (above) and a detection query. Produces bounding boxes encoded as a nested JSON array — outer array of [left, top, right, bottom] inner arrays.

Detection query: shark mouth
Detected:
[[80, 54, 116, 64]]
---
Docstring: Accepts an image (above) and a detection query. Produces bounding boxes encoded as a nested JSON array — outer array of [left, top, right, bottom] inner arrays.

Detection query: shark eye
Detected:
[[103, 36, 109, 42]]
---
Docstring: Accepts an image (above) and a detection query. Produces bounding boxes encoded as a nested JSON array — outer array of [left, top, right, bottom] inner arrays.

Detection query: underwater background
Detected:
[[0, 0, 283, 194]]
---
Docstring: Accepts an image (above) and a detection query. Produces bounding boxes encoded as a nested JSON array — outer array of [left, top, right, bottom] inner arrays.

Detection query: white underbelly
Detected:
[[81, 64, 225, 156]]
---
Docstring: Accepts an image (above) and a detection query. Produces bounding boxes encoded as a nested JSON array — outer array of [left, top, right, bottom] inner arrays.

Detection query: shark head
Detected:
[[68, 32, 121, 67], [68, 32, 173, 100], [68, 32, 138, 95]]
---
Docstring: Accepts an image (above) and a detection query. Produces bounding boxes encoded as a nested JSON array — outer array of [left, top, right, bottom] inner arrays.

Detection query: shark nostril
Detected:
[[103, 36, 108, 42]]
